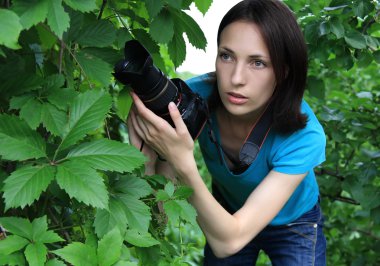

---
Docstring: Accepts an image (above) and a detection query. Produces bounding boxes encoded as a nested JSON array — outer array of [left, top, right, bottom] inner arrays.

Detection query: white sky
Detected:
[[176, 0, 241, 74]]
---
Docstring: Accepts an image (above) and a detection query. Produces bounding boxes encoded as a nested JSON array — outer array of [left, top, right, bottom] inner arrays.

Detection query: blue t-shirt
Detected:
[[185, 73, 326, 226]]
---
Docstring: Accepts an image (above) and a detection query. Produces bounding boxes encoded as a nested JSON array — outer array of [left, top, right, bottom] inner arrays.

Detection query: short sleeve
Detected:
[[185, 73, 214, 100], [271, 105, 326, 174]]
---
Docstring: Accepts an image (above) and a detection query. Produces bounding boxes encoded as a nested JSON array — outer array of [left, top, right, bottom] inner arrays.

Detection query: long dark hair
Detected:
[[209, 0, 308, 134]]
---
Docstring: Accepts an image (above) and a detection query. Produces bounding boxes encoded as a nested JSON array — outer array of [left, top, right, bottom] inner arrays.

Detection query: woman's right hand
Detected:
[[127, 106, 158, 175]]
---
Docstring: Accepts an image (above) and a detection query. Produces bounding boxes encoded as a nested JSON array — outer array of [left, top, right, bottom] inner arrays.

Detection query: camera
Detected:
[[113, 40, 208, 140]]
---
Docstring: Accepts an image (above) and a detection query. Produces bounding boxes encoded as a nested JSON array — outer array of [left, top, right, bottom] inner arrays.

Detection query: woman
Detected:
[[128, 0, 327, 265]]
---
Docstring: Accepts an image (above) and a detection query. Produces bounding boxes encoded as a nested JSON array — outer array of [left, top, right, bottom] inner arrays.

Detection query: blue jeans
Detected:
[[203, 202, 326, 265]]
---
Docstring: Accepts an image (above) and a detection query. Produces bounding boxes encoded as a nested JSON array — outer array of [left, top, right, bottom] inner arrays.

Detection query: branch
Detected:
[[98, 0, 108, 20], [315, 168, 345, 181], [352, 227, 380, 241]]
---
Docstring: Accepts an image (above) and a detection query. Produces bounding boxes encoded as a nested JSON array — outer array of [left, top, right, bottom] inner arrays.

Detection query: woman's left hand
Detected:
[[129, 92, 195, 174]]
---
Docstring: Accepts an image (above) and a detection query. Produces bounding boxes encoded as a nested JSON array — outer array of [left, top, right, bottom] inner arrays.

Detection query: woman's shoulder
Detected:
[[185, 72, 215, 100]]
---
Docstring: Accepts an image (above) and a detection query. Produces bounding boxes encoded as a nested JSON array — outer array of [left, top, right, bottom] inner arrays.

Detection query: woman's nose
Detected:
[[231, 63, 246, 86]]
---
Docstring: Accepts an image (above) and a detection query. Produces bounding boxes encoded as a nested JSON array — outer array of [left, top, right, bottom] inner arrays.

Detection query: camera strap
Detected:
[[239, 102, 273, 166], [208, 102, 273, 171]]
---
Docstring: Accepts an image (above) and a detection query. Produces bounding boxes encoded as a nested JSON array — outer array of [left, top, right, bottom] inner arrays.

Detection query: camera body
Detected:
[[113, 40, 208, 139]]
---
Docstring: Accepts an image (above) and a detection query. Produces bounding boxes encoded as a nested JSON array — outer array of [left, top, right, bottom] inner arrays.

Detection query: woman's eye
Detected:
[[252, 60, 266, 68], [220, 53, 231, 61]]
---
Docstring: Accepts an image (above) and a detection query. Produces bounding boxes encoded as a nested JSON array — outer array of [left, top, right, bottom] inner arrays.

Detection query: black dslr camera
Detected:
[[113, 40, 208, 139]]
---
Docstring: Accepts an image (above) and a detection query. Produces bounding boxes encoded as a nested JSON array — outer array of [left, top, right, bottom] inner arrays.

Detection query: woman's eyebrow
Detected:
[[219, 46, 270, 60]]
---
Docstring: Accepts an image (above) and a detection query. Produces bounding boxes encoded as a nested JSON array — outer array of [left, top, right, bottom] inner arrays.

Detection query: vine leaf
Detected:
[[76, 52, 113, 86], [124, 229, 160, 247], [150, 9, 174, 43], [46, 0, 70, 38], [24, 242, 48, 266], [118, 195, 151, 233], [57, 90, 112, 153], [0, 9, 22, 49], [11, 0, 49, 30], [168, 28, 186, 68], [94, 198, 128, 238], [2, 165, 56, 210], [56, 161, 109, 209], [53, 242, 98, 266], [170, 9, 207, 50], [0, 235, 29, 255], [195, 0, 213, 15], [97, 228, 123, 266], [143, 0, 164, 18], [66, 139, 145, 173], [0, 115, 46, 161], [0, 216, 63, 266], [63, 0, 97, 13]]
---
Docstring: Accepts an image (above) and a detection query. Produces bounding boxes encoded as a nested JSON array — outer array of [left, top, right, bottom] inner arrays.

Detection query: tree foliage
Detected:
[[0, 0, 379, 265]]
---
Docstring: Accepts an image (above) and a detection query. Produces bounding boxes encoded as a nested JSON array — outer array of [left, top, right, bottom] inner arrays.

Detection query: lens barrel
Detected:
[[113, 40, 208, 139]]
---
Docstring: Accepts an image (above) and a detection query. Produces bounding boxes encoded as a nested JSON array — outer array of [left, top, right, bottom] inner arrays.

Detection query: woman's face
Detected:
[[215, 20, 276, 120]]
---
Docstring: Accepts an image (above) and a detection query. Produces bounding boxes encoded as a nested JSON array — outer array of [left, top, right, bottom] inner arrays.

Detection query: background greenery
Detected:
[[0, 0, 379, 265]]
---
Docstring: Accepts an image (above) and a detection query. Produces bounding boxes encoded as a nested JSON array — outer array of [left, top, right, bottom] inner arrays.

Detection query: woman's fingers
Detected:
[[168, 102, 190, 137]]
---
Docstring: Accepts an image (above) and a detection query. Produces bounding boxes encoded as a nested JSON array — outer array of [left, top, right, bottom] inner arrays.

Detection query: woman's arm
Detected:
[[130, 92, 306, 258]]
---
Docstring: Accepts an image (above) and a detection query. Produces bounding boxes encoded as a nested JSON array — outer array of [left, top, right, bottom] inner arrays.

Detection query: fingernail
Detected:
[[169, 102, 176, 110]]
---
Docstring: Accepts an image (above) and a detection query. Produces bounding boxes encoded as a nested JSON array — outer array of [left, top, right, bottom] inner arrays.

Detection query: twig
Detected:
[[98, 0, 108, 20]]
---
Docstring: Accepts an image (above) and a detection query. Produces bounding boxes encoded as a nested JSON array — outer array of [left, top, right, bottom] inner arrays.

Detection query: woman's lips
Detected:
[[227, 92, 248, 105]]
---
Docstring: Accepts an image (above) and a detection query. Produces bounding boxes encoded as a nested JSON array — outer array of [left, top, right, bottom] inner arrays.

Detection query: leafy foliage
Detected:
[[0, 0, 379, 265]]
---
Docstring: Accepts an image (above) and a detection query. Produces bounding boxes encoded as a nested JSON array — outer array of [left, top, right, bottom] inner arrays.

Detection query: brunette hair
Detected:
[[209, 0, 308, 133]]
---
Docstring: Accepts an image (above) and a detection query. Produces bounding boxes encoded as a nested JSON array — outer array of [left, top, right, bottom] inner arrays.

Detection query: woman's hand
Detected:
[[130, 92, 195, 175], [127, 107, 158, 175]]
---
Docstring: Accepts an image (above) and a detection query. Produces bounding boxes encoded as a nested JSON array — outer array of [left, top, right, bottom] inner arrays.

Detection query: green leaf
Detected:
[[0, 235, 29, 255], [150, 9, 174, 43], [344, 31, 367, 49], [47, 0, 70, 38], [195, 0, 213, 15], [76, 52, 113, 86], [176, 200, 197, 225], [94, 198, 128, 238], [0, 114, 46, 161], [19, 98, 43, 129], [31, 216, 64, 243], [163, 199, 197, 225], [144, 0, 164, 18], [3, 165, 55, 210], [45, 259, 66, 266], [0, 9, 22, 49], [63, 0, 97, 13], [0, 217, 33, 240], [115, 88, 133, 121], [53, 242, 98, 266], [76, 20, 116, 47], [173, 186, 193, 199], [47, 88, 78, 111], [41, 103, 68, 136], [166, 0, 182, 9], [66, 139, 145, 173], [56, 161, 109, 209], [170, 9, 207, 50], [11, 0, 49, 30], [156, 189, 170, 201], [24, 242, 47, 266], [118, 195, 151, 232], [168, 29, 186, 68], [165, 181, 175, 197], [124, 229, 160, 247], [329, 17, 345, 39], [307, 76, 325, 99], [163, 200, 182, 224], [57, 90, 112, 152], [97, 227, 123, 266], [114, 175, 153, 198], [0, 251, 26, 266]]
